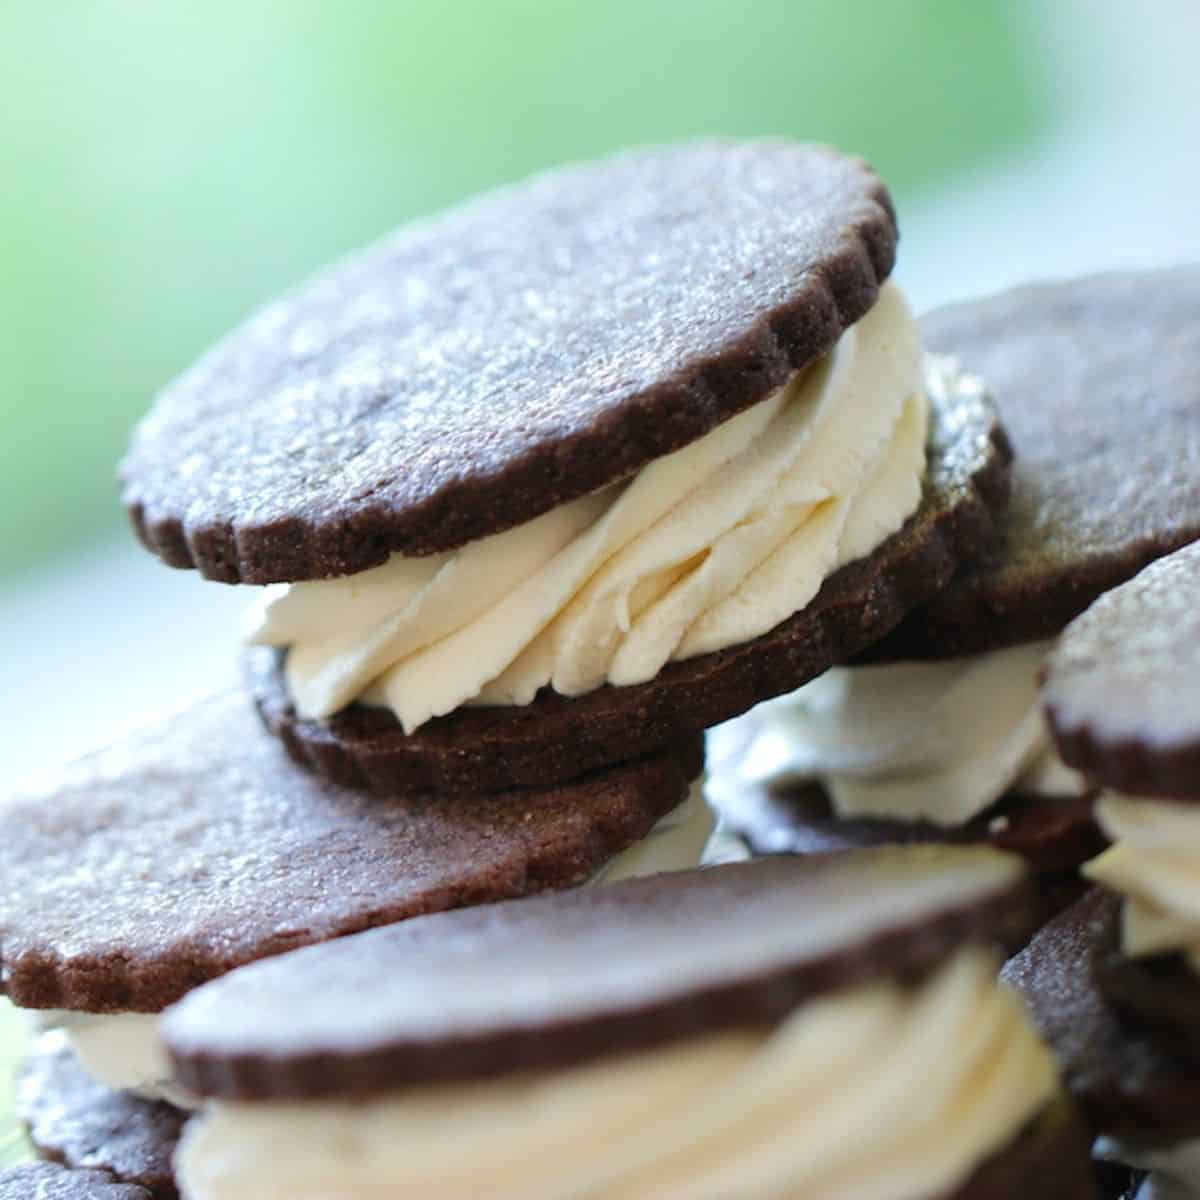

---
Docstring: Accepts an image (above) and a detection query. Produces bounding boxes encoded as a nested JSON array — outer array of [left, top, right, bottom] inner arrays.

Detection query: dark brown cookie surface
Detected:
[[1096, 937, 1200, 1065], [0, 1162, 152, 1200], [164, 848, 1032, 1100], [864, 267, 1200, 661], [944, 1100, 1096, 1200], [122, 140, 898, 584], [251, 371, 1011, 794], [18, 1035, 183, 1200], [1002, 887, 1200, 1141], [0, 693, 700, 1013], [1045, 542, 1200, 797]]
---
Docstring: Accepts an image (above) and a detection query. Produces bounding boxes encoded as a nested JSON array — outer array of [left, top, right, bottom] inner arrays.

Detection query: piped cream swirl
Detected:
[[742, 641, 1088, 828], [175, 948, 1056, 1200], [248, 284, 930, 734]]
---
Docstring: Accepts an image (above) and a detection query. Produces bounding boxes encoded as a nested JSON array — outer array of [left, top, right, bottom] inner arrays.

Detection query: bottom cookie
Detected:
[[0, 1162, 152, 1199], [18, 1033, 186, 1200]]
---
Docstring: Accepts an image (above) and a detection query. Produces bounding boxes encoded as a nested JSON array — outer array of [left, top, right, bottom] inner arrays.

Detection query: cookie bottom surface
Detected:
[[18, 1034, 185, 1200]]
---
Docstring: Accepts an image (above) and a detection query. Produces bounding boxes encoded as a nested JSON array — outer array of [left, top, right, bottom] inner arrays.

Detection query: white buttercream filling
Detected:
[[1085, 794, 1200, 970], [741, 640, 1088, 827], [175, 947, 1056, 1200], [34, 785, 725, 1109], [247, 283, 930, 734], [1098, 1136, 1200, 1200]]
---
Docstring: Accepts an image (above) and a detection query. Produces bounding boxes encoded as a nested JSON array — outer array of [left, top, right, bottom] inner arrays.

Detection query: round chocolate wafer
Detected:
[[18, 1035, 183, 1200], [250, 372, 1010, 795], [0, 692, 700, 1014], [1044, 542, 1200, 797], [121, 140, 897, 584], [1002, 887, 1200, 1141], [0, 1162, 152, 1200], [164, 848, 1033, 1101], [863, 267, 1200, 663]]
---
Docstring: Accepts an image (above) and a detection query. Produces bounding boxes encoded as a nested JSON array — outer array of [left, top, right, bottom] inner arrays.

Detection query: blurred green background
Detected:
[[0, 0, 1049, 1171], [1, 0, 1043, 579]]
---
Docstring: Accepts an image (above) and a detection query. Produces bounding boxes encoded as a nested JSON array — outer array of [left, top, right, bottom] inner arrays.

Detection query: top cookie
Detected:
[[163, 847, 1031, 1100], [120, 140, 896, 583], [862, 267, 1200, 660], [1044, 542, 1200, 797]]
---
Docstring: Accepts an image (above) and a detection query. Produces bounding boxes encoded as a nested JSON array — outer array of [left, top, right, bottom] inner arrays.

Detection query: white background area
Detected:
[[3, 1, 1199, 790]]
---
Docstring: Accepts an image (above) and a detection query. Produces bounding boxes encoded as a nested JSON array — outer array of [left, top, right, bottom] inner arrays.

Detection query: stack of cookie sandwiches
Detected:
[[1007, 542, 1200, 1200], [166, 848, 1095, 1199], [1, 140, 1017, 1194], [714, 267, 1200, 924]]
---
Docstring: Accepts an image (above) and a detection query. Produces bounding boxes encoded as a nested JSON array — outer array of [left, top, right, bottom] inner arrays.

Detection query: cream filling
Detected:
[[1097, 1137, 1200, 1200], [1085, 794, 1200, 970], [175, 947, 1056, 1200], [741, 640, 1088, 828], [34, 787, 724, 1110], [25, 1019, 200, 1110], [247, 283, 930, 734]]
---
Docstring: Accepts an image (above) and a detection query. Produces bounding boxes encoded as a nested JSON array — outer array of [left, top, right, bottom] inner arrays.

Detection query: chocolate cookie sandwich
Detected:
[[1004, 543, 1200, 1198], [716, 267, 1200, 907], [120, 139, 1010, 796], [163, 847, 1091, 1200], [0, 1163, 152, 1200], [0, 692, 706, 1191]]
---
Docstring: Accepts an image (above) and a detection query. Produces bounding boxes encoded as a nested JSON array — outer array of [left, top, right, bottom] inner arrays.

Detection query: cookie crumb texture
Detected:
[[0, 1161, 153, 1200], [17, 1035, 180, 1198], [121, 140, 897, 583], [866, 266, 1200, 661], [0, 693, 698, 1012]]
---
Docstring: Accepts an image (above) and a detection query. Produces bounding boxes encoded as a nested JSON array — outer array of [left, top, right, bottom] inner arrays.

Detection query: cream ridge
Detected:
[[175, 948, 1056, 1200], [1085, 794, 1200, 970], [742, 640, 1088, 828], [247, 283, 931, 734]]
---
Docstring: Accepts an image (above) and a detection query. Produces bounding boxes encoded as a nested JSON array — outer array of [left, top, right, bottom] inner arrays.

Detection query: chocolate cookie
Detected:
[[121, 141, 897, 584], [864, 267, 1200, 662], [0, 691, 700, 1013], [18, 1036, 183, 1200], [0, 1163, 152, 1200], [1002, 888, 1200, 1140], [166, 849, 1032, 1097], [163, 850, 1094, 1200], [249, 372, 1010, 795], [1045, 541, 1200, 797]]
